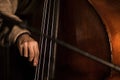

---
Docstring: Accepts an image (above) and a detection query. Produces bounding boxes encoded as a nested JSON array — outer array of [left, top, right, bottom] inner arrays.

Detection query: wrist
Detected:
[[15, 32, 30, 45]]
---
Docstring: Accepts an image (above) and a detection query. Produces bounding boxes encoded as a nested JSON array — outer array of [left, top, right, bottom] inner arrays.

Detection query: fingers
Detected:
[[18, 42, 28, 57], [28, 41, 39, 66], [18, 40, 39, 66], [28, 44, 34, 62], [33, 43, 39, 66], [17, 34, 39, 66], [19, 45, 23, 56], [24, 42, 28, 57]]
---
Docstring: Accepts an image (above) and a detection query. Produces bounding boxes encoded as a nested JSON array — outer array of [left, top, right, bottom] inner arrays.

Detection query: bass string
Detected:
[[46, 0, 60, 79], [50, 0, 60, 79], [46, 0, 56, 79], [40, 0, 58, 79], [41, 0, 52, 79], [34, 0, 49, 79], [39, 0, 60, 79]]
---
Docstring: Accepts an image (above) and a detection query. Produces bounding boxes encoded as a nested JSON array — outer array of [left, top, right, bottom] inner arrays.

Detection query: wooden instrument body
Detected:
[[54, 0, 111, 80], [2, 0, 120, 80]]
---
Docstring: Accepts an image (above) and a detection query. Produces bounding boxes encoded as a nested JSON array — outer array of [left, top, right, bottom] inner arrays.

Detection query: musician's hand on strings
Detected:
[[16, 34, 39, 66]]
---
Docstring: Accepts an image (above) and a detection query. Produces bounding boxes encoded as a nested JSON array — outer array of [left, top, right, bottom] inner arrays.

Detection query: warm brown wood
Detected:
[[1, 0, 118, 80], [89, 0, 120, 80], [55, 0, 111, 80]]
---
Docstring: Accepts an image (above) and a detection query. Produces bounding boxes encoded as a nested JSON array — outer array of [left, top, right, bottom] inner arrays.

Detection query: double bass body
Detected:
[[0, 0, 114, 80], [5, 0, 120, 80], [55, 0, 111, 80]]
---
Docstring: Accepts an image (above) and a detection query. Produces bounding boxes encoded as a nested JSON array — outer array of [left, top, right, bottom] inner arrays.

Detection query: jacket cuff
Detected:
[[8, 25, 30, 45]]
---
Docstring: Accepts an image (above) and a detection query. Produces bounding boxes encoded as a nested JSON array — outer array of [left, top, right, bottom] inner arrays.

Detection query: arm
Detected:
[[0, 0, 39, 66]]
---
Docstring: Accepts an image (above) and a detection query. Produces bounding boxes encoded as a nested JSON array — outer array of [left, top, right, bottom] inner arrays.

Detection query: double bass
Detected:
[[1, 0, 120, 80], [26, 0, 120, 80], [32, 0, 112, 80]]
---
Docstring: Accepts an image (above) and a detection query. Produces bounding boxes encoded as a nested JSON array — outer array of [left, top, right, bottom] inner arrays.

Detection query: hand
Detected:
[[16, 34, 39, 66]]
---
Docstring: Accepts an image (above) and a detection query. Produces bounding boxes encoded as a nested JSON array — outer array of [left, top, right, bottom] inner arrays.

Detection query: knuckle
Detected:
[[23, 42, 28, 47], [33, 41, 38, 44], [30, 41, 38, 46], [24, 42, 28, 45]]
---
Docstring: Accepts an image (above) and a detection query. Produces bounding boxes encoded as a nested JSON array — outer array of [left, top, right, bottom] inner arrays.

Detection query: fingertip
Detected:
[[33, 60, 38, 66], [33, 63, 37, 66]]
